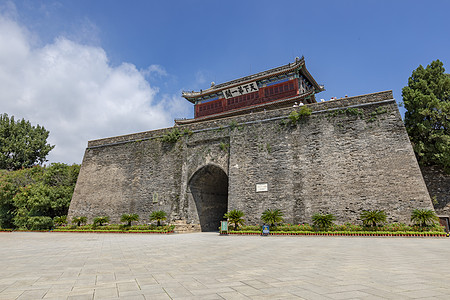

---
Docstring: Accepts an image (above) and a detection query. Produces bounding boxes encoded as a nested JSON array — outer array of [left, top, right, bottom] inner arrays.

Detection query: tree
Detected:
[[411, 209, 438, 228], [149, 210, 167, 226], [402, 60, 450, 173], [261, 209, 284, 227], [360, 210, 387, 228], [121, 213, 139, 226], [0, 114, 55, 170], [224, 209, 245, 230], [312, 213, 335, 231], [0, 164, 79, 229], [72, 216, 87, 226], [93, 216, 110, 226]]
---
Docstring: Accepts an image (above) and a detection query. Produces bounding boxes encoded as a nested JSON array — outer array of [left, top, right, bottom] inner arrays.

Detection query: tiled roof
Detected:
[[182, 57, 317, 101]]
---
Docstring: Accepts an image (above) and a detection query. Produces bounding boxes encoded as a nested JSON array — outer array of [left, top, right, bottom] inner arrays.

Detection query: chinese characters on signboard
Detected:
[[223, 81, 259, 99], [256, 183, 268, 192]]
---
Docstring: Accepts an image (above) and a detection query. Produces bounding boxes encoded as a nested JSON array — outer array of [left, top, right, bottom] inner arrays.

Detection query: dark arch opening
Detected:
[[189, 164, 228, 232]]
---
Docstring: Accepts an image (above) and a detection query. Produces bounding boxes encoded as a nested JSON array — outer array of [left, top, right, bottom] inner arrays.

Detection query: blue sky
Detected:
[[1, 0, 449, 164]]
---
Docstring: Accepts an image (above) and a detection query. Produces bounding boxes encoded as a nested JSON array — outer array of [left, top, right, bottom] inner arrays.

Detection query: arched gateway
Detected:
[[189, 164, 228, 232]]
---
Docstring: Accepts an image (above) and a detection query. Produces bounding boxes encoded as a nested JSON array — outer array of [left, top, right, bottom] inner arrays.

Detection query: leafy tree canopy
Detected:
[[0, 163, 80, 229], [402, 60, 450, 173], [0, 113, 55, 171]]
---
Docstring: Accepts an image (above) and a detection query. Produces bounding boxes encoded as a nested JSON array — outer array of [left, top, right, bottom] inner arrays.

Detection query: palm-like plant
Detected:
[[261, 209, 284, 227], [312, 213, 335, 231], [360, 210, 386, 228], [224, 209, 245, 230], [149, 210, 167, 226], [121, 213, 139, 226], [411, 209, 438, 227], [72, 216, 87, 226], [93, 216, 110, 226], [53, 216, 67, 226]]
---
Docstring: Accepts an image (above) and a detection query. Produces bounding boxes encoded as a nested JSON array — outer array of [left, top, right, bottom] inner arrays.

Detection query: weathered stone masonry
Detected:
[[68, 90, 434, 231]]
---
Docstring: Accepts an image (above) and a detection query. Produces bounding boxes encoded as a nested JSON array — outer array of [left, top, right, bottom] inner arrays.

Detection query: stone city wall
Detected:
[[68, 90, 434, 231], [420, 165, 450, 216]]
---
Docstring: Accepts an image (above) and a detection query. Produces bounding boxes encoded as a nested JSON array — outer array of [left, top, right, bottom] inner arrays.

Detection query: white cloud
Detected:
[[141, 64, 168, 78], [0, 12, 191, 165]]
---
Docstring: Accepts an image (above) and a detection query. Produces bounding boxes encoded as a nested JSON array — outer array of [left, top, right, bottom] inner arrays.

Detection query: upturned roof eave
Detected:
[[300, 65, 324, 93]]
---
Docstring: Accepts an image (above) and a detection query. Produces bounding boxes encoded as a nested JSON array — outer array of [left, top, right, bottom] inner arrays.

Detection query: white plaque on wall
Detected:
[[256, 183, 268, 192]]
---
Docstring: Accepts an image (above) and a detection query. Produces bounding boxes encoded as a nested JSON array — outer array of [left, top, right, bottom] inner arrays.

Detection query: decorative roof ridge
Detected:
[[182, 56, 305, 99]]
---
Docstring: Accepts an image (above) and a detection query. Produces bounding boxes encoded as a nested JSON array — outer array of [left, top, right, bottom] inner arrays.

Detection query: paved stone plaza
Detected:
[[0, 232, 449, 300]]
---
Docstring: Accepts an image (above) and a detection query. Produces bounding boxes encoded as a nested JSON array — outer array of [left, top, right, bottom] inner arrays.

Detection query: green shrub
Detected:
[[287, 106, 312, 125], [261, 209, 284, 227], [53, 215, 67, 226], [161, 128, 182, 143], [236, 225, 261, 231], [219, 142, 229, 152], [27, 216, 53, 230], [52, 224, 176, 233], [411, 209, 439, 227], [120, 213, 139, 226], [224, 209, 245, 230], [93, 216, 110, 226], [229, 120, 238, 131], [312, 213, 335, 231], [149, 210, 167, 226], [72, 216, 87, 226], [360, 210, 387, 228], [182, 128, 193, 136]]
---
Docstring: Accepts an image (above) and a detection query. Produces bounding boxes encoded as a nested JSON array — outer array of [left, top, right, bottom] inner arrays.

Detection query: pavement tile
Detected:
[[117, 281, 140, 293], [218, 291, 252, 300], [205, 282, 246, 289], [138, 284, 166, 294], [16, 289, 49, 300], [115, 290, 146, 299], [250, 293, 303, 300], [43, 293, 69, 300], [360, 288, 411, 299], [140, 293, 171, 299], [324, 291, 372, 300], [292, 289, 333, 300], [241, 280, 267, 290], [190, 287, 235, 296], [67, 295, 94, 300], [172, 294, 223, 300], [135, 277, 158, 286], [0, 291, 24, 300], [231, 284, 264, 296], [180, 280, 208, 291], [398, 289, 445, 298], [93, 287, 118, 299], [162, 285, 193, 298]]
